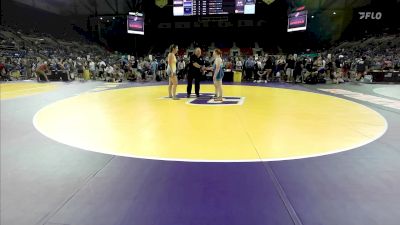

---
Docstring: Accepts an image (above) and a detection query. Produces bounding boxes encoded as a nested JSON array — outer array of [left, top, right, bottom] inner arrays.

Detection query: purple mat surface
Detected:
[[48, 158, 295, 225]]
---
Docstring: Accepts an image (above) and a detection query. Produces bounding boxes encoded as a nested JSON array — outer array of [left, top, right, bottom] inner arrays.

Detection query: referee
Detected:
[[187, 48, 204, 98]]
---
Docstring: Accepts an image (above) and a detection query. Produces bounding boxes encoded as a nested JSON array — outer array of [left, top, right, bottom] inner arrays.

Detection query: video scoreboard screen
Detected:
[[173, 0, 256, 16], [127, 12, 144, 35], [287, 10, 308, 32]]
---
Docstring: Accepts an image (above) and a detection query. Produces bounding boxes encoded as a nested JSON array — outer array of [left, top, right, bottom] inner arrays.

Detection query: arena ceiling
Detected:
[[12, 0, 375, 16], [12, 0, 140, 15]]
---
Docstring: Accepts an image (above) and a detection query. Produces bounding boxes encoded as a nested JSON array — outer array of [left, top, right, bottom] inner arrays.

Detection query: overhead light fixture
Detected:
[[333, 12, 336, 15], [100, 17, 103, 20], [113, 17, 115, 19], [311, 15, 314, 18]]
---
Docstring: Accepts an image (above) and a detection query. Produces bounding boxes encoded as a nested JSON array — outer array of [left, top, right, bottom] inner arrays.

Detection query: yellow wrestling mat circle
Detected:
[[33, 85, 387, 162], [0, 82, 58, 100]]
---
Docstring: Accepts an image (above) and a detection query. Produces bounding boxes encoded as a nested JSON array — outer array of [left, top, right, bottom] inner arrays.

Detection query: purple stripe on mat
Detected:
[[47, 158, 294, 225]]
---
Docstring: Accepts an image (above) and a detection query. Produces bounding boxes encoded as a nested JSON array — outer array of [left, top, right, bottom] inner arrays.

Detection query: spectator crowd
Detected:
[[1, 26, 399, 84]]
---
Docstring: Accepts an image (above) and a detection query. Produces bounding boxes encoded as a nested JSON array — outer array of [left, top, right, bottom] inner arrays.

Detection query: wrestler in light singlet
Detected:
[[167, 44, 179, 100], [167, 54, 177, 77]]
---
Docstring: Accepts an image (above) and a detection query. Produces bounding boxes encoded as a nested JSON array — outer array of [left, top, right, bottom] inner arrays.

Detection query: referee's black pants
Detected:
[[187, 73, 201, 97], [245, 69, 253, 80]]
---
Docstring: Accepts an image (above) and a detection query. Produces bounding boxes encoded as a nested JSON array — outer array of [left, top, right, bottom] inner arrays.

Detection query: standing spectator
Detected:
[[36, 61, 50, 82], [131, 57, 138, 78], [325, 58, 334, 81], [63, 59, 71, 80], [356, 56, 367, 81], [0, 60, 11, 81], [98, 60, 106, 79], [235, 57, 243, 70], [394, 58, 400, 70], [285, 54, 295, 82], [264, 56, 274, 83], [89, 60, 96, 79], [20, 59, 28, 79], [137, 60, 146, 81], [335, 56, 343, 78], [31, 60, 37, 80], [143, 59, 151, 79], [342, 59, 351, 81], [76, 59, 84, 81], [293, 58, 304, 83], [254, 59, 263, 83], [177, 58, 186, 80], [244, 56, 255, 81], [150, 59, 158, 81], [158, 59, 166, 80]]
